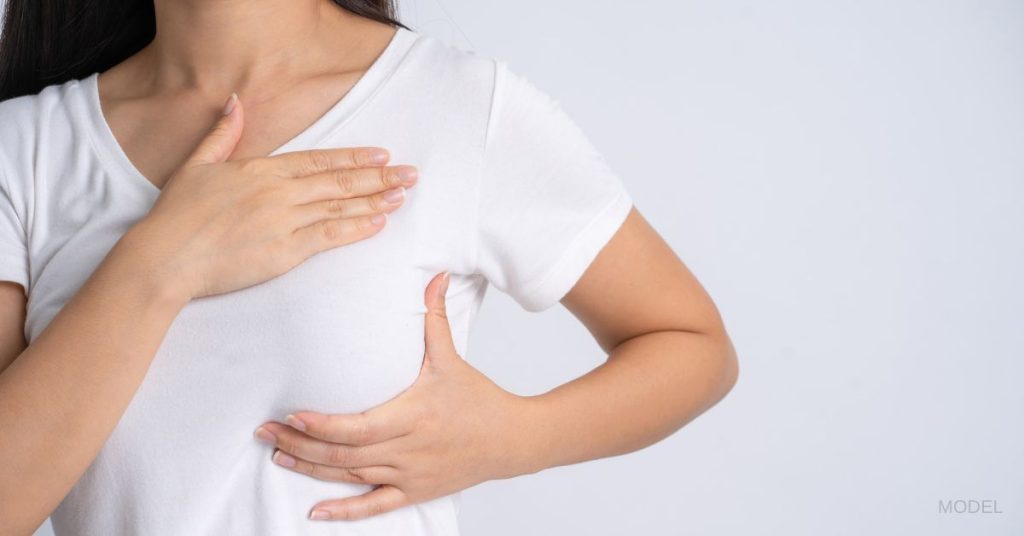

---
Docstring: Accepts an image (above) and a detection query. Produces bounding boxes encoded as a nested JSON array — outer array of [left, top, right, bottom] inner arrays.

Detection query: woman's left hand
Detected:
[[253, 271, 536, 521]]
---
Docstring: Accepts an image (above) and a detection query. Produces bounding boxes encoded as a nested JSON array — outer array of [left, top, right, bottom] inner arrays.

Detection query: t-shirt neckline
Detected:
[[80, 25, 418, 195]]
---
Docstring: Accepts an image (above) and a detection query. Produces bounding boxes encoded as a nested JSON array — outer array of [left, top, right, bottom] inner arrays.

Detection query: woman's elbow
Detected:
[[716, 333, 740, 400], [702, 327, 740, 407]]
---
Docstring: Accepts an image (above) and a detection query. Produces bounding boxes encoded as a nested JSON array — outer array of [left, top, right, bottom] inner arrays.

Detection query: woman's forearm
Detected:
[[0, 227, 190, 534], [510, 329, 738, 476]]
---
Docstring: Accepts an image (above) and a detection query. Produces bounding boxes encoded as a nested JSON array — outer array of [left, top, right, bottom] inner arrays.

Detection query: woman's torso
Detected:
[[1, 26, 498, 535]]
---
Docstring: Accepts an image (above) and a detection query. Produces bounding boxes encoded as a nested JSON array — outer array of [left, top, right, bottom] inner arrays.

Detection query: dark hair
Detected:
[[0, 0, 408, 101]]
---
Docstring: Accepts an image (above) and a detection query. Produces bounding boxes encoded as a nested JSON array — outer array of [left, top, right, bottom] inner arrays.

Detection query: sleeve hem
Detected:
[[0, 152, 29, 295], [514, 190, 634, 313], [0, 272, 29, 293]]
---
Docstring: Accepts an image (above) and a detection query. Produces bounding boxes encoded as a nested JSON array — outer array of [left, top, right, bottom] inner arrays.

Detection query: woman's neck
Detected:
[[131, 0, 371, 98]]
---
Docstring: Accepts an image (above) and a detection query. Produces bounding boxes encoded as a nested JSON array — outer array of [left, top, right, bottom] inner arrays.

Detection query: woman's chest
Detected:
[[145, 218, 435, 415], [23, 127, 481, 342], [19, 103, 490, 433], [22, 138, 487, 449]]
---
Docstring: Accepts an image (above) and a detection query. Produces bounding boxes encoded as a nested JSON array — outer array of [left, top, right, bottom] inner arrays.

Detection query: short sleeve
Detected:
[[0, 160, 30, 292], [472, 60, 634, 312]]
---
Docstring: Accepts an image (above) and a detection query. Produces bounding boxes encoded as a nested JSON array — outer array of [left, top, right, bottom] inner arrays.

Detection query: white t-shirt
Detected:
[[0, 26, 633, 535]]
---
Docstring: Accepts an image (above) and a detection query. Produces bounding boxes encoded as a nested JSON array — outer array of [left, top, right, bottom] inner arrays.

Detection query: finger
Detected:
[[271, 449, 398, 485], [423, 271, 457, 367], [288, 165, 418, 205], [285, 408, 414, 446], [264, 147, 390, 177], [290, 212, 387, 258], [185, 92, 243, 166], [257, 422, 385, 468], [289, 186, 405, 229], [308, 485, 408, 521]]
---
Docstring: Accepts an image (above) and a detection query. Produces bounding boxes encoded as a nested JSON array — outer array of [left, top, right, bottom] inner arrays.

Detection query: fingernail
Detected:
[[383, 186, 405, 204], [222, 92, 237, 116], [440, 271, 450, 294], [309, 509, 331, 520], [399, 167, 419, 186], [272, 450, 297, 468], [285, 414, 307, 432], [369, 149, 389, 164], [370, 213, 386, 225], [253, 426, 276, 446]]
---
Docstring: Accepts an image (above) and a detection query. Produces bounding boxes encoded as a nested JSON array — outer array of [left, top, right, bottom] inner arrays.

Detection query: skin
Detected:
[[0, 0, 739, 530]]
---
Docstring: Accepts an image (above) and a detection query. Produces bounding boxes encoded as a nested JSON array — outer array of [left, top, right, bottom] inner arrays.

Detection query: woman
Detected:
[[0, 0, 739, 534]]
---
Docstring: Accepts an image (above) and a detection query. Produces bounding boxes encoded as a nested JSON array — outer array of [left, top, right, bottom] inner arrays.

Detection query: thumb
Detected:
[[185, 92, 244, 166], [423, 271, 457, 366]]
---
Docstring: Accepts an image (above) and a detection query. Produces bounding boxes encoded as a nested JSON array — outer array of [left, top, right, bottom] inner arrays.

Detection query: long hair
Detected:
[[0, 0, 408, 101]]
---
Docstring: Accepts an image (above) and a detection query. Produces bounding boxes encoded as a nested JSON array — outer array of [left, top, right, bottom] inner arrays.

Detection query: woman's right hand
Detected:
[[122, 93, 417, 301]]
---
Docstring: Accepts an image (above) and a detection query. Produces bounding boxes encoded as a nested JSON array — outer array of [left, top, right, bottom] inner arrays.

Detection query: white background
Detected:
[[22, 0, 1023, 534]]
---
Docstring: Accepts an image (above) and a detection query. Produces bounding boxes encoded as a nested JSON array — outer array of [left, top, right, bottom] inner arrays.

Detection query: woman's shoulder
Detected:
[[400, 28, 498, 89], [0, 77, 79, 124], [398, 29, 557, 121], [0, 77, 86, 196], [0, 77, 83, 156]]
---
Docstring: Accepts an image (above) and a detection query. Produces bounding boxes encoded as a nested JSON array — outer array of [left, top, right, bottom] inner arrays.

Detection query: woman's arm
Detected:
[[514, 206, 738, 473], [0, 242, 189, 534], [255, 207, 738, 521]]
